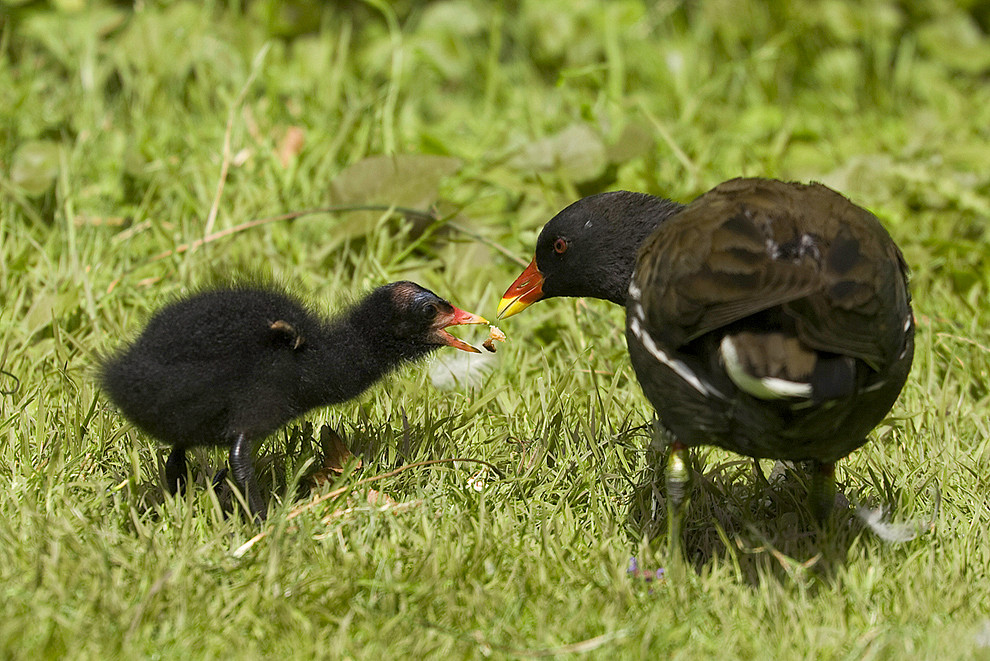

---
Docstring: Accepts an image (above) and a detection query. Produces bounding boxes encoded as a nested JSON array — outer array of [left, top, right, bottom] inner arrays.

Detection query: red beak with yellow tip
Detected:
[[497, 259, 545, 319], [436, 306, 489, 353]]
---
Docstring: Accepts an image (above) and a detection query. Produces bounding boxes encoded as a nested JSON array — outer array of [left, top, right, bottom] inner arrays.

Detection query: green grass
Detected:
[[2, 0, 990, 658]]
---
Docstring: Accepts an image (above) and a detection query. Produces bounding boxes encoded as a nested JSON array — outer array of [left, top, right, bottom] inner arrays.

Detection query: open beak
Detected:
[[436, 306, 489, 353], [497, 259, 544, 319]]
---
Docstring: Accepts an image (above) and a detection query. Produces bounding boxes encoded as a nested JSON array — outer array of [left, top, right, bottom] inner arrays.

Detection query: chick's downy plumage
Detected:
[[100, 281, 486, 520]]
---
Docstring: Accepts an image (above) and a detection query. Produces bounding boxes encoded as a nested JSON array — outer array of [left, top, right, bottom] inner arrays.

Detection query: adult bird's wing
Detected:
[[632, 178, 911, 371]]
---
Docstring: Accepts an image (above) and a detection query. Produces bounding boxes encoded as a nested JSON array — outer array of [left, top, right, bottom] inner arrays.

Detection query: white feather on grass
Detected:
[[429, 350, 497, 390], [854, 485, 940, 543]]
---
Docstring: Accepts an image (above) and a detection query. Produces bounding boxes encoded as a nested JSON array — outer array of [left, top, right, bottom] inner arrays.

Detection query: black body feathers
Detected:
[[100, 281, 481, 520]]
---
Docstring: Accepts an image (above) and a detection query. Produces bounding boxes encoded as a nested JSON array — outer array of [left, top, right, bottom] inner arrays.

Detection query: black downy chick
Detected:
[[100, 281, 487, 521]]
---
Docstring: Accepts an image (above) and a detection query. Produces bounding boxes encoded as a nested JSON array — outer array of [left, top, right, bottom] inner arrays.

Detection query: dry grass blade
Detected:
[[231, 456, 504, 557], [504, 630, 631, 658], [203, 43, 271, 239]]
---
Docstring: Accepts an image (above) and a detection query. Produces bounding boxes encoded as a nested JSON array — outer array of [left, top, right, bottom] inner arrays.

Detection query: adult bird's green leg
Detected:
[[752, 458, 769, 487], [666, 440, 692, 565], [809, 460, 836, 521]]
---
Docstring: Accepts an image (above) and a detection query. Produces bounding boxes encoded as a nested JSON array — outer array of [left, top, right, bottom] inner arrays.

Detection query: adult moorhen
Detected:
[[100, 281, 487, 521], [498, 177, 914, 548]]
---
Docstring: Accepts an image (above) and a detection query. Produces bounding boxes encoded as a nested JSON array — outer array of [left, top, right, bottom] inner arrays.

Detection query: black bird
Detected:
[[100, 281, 488, 521], [498, 178, 914, 548]]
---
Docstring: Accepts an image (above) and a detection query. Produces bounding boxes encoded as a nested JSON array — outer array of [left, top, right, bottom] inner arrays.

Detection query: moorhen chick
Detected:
[[100, 281, 487, 521], [498, 177, 914, 547]]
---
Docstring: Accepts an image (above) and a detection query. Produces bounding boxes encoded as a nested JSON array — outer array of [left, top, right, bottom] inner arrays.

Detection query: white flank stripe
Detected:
[[627, 278, 642, 302], [898, 314, 914, 359], [628, 313, 718, 397]]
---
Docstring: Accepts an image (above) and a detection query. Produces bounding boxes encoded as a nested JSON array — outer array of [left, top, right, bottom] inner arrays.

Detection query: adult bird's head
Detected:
[[497, 191, 683, 318]]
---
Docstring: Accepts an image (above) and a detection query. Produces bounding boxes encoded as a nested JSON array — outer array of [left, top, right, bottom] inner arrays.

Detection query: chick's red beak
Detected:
[[497, 259, 544, 319], [436, 306, 488, 353]]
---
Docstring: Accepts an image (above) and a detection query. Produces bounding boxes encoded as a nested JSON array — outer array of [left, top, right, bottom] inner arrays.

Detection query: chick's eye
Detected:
[[553, 237, 568, 254], [420, 302, 440, 320]]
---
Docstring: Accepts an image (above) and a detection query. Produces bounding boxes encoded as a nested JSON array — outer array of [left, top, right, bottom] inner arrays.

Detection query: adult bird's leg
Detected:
[[808, 460, 836, 521], [165, 447, 188, 495], [229, 432, 267, 521], [666, 440, 692, 564], [211, 467, 229, 491], [752, 458, 769, 487]]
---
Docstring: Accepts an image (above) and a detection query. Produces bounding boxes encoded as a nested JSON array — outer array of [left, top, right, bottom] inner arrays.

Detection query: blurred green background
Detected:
[[1, 1, 989, 658]]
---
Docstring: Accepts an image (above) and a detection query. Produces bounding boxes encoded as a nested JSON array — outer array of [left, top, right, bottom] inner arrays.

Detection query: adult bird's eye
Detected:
[[553, 237, 568, 254]]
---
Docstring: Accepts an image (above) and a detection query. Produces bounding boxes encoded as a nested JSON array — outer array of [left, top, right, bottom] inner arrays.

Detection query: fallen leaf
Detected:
[[275, 126, 305, 167], [11, 140, 61, 196], [328, 154, 461, 238], [606, 121, 655, 164], [307, 425, 363, 486], [510, 123, 607, 183]]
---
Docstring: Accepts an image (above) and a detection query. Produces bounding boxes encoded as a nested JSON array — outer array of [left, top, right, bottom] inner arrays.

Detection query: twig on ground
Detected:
[[231, 456, 503, 557], [421, 620, 630, 658], [106, 204, 436, 294]]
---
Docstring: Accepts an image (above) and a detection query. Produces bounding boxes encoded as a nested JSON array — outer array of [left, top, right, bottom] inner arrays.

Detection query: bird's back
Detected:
[[100, 287, 320, 446], [633, 178, 911, 364], [626, 178, 914, 461]]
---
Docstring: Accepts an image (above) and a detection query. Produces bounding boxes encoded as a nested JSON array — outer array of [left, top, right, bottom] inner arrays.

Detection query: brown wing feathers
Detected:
[[636, 179, 909, 372]]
